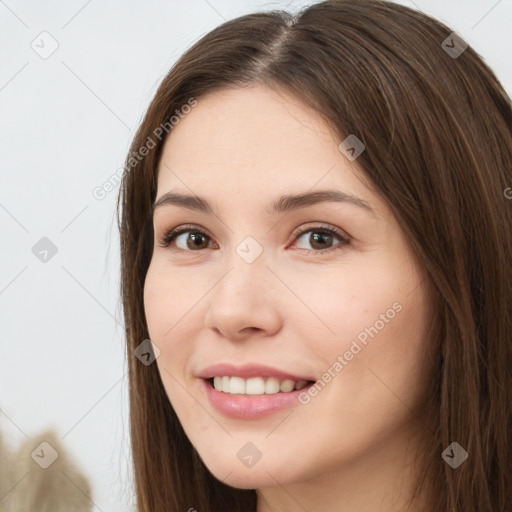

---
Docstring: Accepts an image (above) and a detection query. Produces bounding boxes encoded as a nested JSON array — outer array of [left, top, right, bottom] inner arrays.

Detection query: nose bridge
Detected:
[[216, 235, 268, 302], [204, 234, 279, 336]]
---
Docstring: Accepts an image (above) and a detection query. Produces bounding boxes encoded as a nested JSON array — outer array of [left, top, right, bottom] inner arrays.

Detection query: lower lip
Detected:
[[200, 378, 315, 419]]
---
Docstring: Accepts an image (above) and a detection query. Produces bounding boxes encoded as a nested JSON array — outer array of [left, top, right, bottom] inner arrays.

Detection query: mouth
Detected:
[[197, 362, 317, 418], [207, 376, 315, 395], [200, 376, 317, 419]]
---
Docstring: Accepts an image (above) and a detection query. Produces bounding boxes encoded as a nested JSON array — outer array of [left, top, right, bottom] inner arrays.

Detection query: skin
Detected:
[[143, 85, 437, 512]]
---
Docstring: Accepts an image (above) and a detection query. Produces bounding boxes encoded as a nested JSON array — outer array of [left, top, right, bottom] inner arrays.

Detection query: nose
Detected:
[[203, 251, 282, 341]]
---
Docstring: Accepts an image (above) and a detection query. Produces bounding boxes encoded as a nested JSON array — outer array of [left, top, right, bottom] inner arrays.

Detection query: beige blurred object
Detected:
[[0, 427, 93, 512]]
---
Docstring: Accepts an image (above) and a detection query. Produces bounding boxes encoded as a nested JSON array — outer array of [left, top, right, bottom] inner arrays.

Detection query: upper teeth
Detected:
[[213, 376, 309, 395]]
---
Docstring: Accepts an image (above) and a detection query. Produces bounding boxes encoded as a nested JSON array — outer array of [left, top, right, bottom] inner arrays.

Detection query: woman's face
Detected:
[[144, 85, 435, 493]]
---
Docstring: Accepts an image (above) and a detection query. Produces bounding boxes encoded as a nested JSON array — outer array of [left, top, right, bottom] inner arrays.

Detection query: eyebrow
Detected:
[[152, 189, 375, 216]]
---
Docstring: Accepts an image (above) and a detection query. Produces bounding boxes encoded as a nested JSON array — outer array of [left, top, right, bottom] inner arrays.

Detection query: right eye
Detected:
[[158, 224, 216, 251]]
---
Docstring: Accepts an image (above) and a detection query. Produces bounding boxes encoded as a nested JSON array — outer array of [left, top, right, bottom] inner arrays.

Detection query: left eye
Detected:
[[158, 224, 350, 254], [293, 226, 349, 253]]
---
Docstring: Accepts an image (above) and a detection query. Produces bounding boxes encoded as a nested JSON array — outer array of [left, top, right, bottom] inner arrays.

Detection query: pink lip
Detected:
[[200, 378, 315, 419], [197, 362, 315, 382]]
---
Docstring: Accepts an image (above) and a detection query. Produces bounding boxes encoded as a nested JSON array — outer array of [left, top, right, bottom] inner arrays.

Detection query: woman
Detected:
[[117, 0, 512, 510]]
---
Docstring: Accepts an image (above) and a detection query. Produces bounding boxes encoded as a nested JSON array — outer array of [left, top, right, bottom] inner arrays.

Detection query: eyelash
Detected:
[[157, 223, 350, 255]]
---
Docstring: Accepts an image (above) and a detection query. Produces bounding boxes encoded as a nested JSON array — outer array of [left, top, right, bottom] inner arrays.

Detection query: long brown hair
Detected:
[[116, 1, 512, 510]]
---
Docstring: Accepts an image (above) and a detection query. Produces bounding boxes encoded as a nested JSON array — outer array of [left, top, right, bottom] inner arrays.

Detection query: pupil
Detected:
[[189, 233, 206, 249]]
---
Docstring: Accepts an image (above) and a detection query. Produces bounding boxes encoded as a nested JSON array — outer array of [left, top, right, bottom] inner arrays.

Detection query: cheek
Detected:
[[143, 261, 194, 338], [278, 259, 407, 358], [143, 264, 195, 386], [290, 253, 431, 394], [143, 265, 196, 407], [320, 266, 432, 412]]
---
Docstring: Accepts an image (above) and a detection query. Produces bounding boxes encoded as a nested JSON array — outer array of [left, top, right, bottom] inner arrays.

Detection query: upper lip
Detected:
[[197, 363, 315, 382]]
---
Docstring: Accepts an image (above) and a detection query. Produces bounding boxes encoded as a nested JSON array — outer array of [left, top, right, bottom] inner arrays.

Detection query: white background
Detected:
[[1, 1, 510, 510]]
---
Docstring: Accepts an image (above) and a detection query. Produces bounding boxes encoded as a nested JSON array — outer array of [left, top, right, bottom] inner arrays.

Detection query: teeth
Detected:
[[246, 377, 265, 395], [211, 376, 310, 395], [229, 376, 245, 394], [265, 377, 280, 394]]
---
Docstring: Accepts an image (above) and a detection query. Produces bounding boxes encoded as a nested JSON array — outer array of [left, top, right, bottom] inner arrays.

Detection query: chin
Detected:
[[211, 467, 280, 490], [198, 449, 303, 490]]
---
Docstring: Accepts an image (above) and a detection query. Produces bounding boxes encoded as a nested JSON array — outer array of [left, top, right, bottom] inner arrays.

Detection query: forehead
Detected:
[[156, 85, 376, 210]]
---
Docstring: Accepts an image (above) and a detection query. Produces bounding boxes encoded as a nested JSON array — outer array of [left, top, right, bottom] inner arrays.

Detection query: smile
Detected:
[[211, 376, 310, 394], [201, 377, 316, 419]]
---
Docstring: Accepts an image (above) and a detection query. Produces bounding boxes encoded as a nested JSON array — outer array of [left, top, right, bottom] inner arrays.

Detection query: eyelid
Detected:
[[292, 222, 350, 241]]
